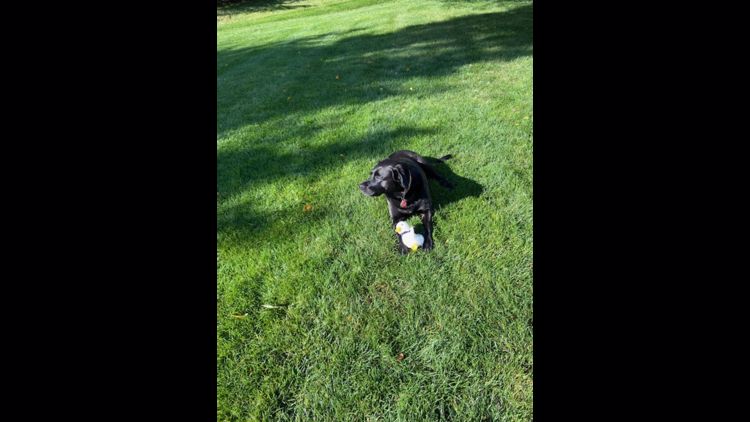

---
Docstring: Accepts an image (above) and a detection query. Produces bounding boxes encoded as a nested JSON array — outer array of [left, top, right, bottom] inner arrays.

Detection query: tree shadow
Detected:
[[217, 196, 330, 246], [218, 3, 529, 247], [438, 0, 525, 5], [218, 126, 441, 248], [217, 0, 308, 17], [218, 126, 437, 201], [217, 4, 532, 137]]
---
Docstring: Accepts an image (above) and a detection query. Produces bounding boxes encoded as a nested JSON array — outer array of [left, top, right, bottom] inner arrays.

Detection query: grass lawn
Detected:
[[217, 0, 533, 420]]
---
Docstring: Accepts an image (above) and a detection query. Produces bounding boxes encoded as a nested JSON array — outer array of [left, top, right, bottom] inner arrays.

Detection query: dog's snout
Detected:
[[359, 181, 376, 196]]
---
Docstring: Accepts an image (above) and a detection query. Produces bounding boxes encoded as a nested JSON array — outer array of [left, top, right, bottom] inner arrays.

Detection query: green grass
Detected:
[[217, 0, 532, 420]]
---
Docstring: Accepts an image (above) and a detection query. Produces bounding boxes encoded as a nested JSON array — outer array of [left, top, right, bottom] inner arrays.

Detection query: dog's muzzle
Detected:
[[359, 182, 374, 196]]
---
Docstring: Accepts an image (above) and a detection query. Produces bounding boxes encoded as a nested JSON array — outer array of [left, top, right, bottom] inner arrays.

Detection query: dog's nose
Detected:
[[359, 182, 372, 195]]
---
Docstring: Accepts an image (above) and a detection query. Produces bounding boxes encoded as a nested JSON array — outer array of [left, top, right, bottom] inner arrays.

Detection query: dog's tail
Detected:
[[436, 154, 453, 162]]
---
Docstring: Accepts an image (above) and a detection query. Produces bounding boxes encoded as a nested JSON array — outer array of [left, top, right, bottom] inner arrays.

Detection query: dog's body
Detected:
[[359, 150, 454, 253]]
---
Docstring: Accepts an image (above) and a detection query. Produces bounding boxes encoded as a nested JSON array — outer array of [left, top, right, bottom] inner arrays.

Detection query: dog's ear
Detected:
[[391, 164, 410, 190]]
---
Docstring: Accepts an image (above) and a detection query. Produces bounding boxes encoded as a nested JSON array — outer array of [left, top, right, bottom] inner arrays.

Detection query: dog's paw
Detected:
[[422, 239, 434, 251]]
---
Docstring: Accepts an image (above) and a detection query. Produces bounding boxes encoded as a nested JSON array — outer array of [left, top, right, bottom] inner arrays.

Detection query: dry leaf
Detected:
[[261, 304, 287, 309], [303, 204, 313, 212], [396, 353, 405, 362]]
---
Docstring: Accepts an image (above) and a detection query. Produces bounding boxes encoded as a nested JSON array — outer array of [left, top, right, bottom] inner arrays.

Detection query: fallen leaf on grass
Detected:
[[303, 204, 313, 212], [261, 304, 288, 309], [396, 353, 405, 362]]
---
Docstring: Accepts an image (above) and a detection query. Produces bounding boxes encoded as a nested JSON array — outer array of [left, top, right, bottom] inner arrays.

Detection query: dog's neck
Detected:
[[387, 191, 410, 200]]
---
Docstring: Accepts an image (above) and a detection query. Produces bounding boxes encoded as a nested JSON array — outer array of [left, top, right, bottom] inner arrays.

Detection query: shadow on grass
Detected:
[[218, 126, 438, 244], [217, 4, 532, 136], [426, 156, 484, 210], [218, 4, 529, 246], [389, 155, 485, 236], [438, 0, 528, 5], [217, 0, 308, 17], [217, 131, 486, 248], [218, 126, 437, 199]]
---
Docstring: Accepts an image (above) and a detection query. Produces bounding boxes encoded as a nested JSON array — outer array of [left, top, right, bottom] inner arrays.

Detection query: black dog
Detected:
[[359, 150, 454, 253]]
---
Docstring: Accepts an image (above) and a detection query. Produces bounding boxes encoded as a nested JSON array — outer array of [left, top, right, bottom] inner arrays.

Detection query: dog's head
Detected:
[[359, 160, 410, 197]]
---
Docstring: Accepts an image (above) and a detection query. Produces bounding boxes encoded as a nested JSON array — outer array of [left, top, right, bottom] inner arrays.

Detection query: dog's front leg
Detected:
[[420, 210, 434, 250], [388, 200, 410, 254]]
